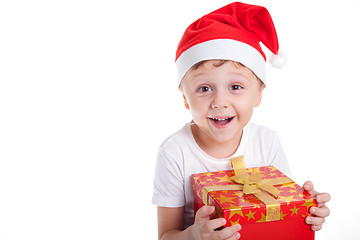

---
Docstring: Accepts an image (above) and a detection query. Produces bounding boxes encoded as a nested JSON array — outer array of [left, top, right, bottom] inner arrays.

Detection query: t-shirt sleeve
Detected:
[[151, 146, 185, 207], [269, 133, 294, 179]]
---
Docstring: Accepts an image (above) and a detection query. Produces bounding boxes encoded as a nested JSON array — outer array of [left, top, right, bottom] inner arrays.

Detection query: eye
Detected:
[[230, 84, 242, 90], [197, 86, 211, 93]]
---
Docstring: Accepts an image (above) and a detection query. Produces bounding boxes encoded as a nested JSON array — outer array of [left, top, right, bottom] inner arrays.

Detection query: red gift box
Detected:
[[191, 157, 317, 240]]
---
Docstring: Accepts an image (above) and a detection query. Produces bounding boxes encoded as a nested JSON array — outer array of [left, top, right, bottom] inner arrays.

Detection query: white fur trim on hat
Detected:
[[269, 51, 286, 68], [176, 39, 266, 85]]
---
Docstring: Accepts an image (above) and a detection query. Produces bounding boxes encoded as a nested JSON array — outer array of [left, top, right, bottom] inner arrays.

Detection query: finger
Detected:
[[306, 216, 325, 226], [195, 205, 215, 221], [315, 192, 331, 204], [225, 231, 240, 240], [302, 181, 313, 191], [311, 224, 322, 231], [302, 181, 318, 195], [200, 218, 227, 233], [214, 224, 241, 240], [310, 206, 330, 218]]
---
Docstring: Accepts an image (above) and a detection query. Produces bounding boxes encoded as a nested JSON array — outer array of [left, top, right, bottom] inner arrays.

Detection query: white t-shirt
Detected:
[[152, 122, 292, 229]]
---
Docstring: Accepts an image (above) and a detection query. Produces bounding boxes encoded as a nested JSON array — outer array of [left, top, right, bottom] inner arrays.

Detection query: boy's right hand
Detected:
[[191, 205, 241, 240]]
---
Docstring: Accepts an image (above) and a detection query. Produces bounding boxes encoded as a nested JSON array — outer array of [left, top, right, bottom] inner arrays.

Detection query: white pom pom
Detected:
[[269, 51, 286, 68]]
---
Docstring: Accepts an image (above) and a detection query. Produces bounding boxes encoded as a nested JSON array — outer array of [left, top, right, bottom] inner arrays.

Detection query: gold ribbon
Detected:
[[202, 156, 294, 222]]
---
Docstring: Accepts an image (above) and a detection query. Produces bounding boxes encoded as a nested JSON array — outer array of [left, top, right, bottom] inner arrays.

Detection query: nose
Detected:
[[211, 89, 228, 109]]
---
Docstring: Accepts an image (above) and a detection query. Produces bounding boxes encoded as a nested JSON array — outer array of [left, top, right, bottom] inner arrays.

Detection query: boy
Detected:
[[152, 2, 330, 240]]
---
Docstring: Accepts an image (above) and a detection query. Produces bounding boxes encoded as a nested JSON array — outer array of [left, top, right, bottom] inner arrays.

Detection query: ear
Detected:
[[254, 86, 264, 107], [183, 94, 190, 110]]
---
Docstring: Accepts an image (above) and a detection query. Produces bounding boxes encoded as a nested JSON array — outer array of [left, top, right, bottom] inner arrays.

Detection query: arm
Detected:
[[302, 181, 331, 231], [157, 206, 191, 240], [157, 206, 241, 240]]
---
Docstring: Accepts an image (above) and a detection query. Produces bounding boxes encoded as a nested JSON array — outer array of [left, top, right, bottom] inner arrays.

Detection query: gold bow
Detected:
[[231, 156, 281, 198]]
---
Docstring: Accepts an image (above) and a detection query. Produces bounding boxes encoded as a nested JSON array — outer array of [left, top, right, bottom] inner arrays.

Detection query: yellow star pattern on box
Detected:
[[245, 210, 256, 220], [290, 205, 300, 216]]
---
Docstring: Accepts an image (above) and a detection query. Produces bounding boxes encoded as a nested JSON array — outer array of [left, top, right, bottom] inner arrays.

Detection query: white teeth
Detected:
[[212, 117, 232, 121]]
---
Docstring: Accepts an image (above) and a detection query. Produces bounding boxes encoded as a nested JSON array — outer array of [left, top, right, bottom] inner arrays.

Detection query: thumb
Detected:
[[195, 205, 215, 221]]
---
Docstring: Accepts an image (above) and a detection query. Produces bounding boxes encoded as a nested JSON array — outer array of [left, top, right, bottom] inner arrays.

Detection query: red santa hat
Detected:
[[175, 2, 285, 85]]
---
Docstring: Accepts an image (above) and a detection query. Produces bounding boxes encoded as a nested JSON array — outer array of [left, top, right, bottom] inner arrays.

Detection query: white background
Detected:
[[0, 0, 359, 239]]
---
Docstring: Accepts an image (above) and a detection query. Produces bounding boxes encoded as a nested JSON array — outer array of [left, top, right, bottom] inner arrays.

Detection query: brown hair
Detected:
[[188, 60, 265, 89], [190, 59, 243, 70]]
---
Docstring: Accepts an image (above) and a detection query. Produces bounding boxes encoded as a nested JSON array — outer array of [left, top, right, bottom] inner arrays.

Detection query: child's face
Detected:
[[180, 60, 264, 149]]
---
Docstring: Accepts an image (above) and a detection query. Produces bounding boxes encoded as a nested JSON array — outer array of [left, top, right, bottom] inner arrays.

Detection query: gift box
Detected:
[[191, 156, 317, 240]]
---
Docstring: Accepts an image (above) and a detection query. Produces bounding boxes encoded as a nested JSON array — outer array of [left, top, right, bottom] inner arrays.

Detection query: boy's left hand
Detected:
[[302, 181, 331, 231]]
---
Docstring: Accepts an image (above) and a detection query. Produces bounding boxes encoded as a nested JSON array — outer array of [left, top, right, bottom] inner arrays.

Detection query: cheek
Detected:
[[188, 99, 209, 118], [240, 91, 261, 106], [234, 97, 256, 115], [236, 96, 254, 107]]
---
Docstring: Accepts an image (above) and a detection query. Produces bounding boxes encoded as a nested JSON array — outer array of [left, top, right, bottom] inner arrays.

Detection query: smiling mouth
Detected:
[[209, 117, 234, 126]]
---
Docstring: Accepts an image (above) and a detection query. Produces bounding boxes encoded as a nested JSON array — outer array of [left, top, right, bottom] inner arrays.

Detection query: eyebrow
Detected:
[[188, 67, 254, 85], [223, 72, 252, 85], [189, 72, 210, 83]]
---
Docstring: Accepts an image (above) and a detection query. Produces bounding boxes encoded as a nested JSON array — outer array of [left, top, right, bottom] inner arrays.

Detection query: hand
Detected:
[[302, 181, 331, 231], [191, 205, 241, 240]]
